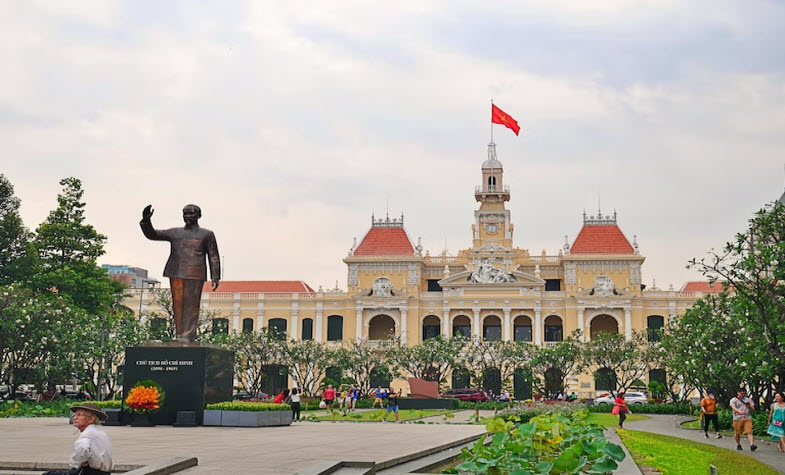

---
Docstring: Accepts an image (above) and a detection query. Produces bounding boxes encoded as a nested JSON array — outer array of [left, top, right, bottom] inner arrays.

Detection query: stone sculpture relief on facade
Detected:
[[591, 275, 617, 297], [468, 259, 517, 283], [371, 277, 393, 297]]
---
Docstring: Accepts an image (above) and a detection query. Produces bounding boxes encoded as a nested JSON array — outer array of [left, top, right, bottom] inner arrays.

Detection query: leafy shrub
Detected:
[[588, 403, 694, 415], [0, 400, 71, 418], [497, 401, 587, 423], [456, 400, 517, 410], [446, 411, 625, 474], [92, 400, 121, 409], [206, 401, 291, 411]]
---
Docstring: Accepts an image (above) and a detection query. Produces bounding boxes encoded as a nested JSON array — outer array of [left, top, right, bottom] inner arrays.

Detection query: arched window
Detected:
[[483, 368, 501, 394], [368, 315, 395, 340], [268, 318, 287, 340], [590, 315, 618, 340], [452, 368, 470, 389], [488, 176, 496, 191], [647, 315, 665, 342], [242, 318, 254, 333], [370, 367, 391, 388], [301, 318, 313, 340], [327, 315, 343, 341], [483, 315, 502, 341], [544, 315, 563, 342], [544, 367, 565, 396], [422, 315, 440, 341], [514, 368, 533, 400], [150, 317, 167, 338], [513, 315, 532, 342], [452, 315, 471, 338], [325, 366, 342, 385], [594, 367, 616, 392], [649, 369, 666, 385], [212, 318, 229, 335]]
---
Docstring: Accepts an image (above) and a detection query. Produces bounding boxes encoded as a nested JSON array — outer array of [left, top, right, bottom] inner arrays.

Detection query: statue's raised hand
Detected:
[[142, 205, 154, 220]]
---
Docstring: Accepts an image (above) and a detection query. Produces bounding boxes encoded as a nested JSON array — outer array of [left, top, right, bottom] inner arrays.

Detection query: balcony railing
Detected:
[[544, 341, 561, 348], [365, 339, 398, 348], [474, 185, 510, 194]]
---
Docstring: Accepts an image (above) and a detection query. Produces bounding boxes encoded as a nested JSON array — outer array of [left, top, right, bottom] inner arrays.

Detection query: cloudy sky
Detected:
[[2, 1, 785, 290]]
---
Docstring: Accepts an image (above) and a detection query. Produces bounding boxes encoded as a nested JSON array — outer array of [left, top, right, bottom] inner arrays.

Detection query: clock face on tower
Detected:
[[486, 224, 498, 234]]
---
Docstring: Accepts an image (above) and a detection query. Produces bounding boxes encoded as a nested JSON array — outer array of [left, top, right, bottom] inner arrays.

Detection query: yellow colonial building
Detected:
[[130, 142, 714, 398]]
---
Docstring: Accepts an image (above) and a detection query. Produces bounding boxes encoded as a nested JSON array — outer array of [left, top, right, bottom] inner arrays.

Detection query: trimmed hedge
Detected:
[[206, 401, 291, 412], [588, 403, 695, 415], [457, 400, 517, 410], [92, 400, 122, 409]]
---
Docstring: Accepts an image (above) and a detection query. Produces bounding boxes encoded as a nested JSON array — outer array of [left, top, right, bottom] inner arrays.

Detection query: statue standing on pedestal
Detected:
[[140, 204, 220, 342]]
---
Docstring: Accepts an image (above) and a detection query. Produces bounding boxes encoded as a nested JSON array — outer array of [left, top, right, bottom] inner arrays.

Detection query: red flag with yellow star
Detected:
[[491, 104, 520, 136]]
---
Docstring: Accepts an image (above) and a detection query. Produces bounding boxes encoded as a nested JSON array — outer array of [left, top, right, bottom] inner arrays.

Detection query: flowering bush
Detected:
[[125, 380, 164, 414], [497, 401, 587, 422]]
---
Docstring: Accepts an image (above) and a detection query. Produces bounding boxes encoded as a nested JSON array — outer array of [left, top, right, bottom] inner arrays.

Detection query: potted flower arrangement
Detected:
[[125, 380, 165, 427]]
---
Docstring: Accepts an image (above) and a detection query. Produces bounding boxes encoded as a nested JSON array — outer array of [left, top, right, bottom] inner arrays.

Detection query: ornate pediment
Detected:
[[438, 269, 545, 289]]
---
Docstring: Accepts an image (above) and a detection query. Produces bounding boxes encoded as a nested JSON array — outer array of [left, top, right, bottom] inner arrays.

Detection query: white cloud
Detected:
[[2, 1, 784, 290]]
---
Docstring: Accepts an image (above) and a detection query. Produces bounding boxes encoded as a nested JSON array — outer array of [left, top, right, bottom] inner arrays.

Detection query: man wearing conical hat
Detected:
[[43, 403, 113, 475]]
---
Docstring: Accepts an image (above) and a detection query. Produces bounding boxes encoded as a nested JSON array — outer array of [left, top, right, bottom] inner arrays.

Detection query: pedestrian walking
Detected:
[[350, 385, 358, 412], [700, 389, 722, 439], [613, 392, 631, 429], [371, 386, 383, 409], [323, 384, 336, 412], [290, 388, 302, 421], [730, 387, 757, 451], [766, 392, 785, 452]]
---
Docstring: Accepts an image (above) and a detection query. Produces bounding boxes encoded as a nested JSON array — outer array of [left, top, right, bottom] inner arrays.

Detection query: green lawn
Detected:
[[618, 430, 778, 475], [314, 409, 449, 422], [586, 412, 648, 427]]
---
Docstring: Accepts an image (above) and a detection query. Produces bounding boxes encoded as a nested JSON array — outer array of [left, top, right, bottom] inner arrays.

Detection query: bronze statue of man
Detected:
[[140, 204, 220, 342]]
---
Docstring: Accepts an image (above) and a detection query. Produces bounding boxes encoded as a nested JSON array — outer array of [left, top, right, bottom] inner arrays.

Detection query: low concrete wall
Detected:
[[203, 410, 292, 427]]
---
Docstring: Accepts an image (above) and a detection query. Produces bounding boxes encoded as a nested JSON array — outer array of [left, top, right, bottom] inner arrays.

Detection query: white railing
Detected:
[[475, 185, 510, 193], [428, 256, 459, 263], [365, 339, 397, 348], [544, 341, 560, 348]]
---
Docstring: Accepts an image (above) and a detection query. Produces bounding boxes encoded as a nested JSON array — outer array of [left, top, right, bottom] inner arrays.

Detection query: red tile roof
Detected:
[[680, 281, 726, 294], [203, 281, 315, 293], [571, 225, 634, 254], [354, 227, 415, 256]]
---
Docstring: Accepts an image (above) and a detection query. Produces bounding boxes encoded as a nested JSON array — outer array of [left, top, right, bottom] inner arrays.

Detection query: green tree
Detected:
[[583, 331, 652, 396], [0, 285, 84, 392], [0, 174, 37, 286], [387, 335, 466, 391], [279, 339, 337, 397], [334, 338, 398, 396], [529, 332, 584, 396], [227, 329, 285, 396], [688, 200, 785, 403], [34, 177, 120, 314]]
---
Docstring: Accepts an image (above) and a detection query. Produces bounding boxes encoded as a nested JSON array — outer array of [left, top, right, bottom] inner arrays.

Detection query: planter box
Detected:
[[203, 409, 222, 426], [203, 410, 292, 427]]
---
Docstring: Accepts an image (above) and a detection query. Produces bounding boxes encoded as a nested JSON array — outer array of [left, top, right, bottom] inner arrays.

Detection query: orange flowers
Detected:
[[126, 380, 165, 414]]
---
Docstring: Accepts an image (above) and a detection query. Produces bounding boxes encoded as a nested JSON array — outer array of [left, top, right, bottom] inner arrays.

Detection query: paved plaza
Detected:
[[0, 416, 486, 474]]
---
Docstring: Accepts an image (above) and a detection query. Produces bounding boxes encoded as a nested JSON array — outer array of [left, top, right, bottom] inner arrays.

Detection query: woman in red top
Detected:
[[614, 392, 630, 429]]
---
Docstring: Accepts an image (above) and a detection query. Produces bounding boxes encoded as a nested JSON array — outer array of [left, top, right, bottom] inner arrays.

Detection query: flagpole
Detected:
[[490, 98, 494, 143]]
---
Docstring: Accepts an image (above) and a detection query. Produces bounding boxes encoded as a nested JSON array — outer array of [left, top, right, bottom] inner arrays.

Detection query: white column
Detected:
[[232, 302, 240, 332], [534, 309, 542, 345], [624, 308, 632, 340], [442, 306, 450, 337], [291, 310, 299, 340], [256, 302, 264, 332], [315, 303, 324, 342], [400, 308, 408, 346], [577, 308, 585, 342], [503, 308, 511, 341], [472, 307, 481, 339], [356, 307, 363, 338]]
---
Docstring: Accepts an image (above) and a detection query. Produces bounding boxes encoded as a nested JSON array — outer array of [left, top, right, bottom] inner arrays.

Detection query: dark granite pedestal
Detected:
[[123, 343, 234, 425]]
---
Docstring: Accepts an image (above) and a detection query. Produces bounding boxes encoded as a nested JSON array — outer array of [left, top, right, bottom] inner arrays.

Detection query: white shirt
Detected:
[[70, 424, 113, 471], [290, 393, 300, 403]]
